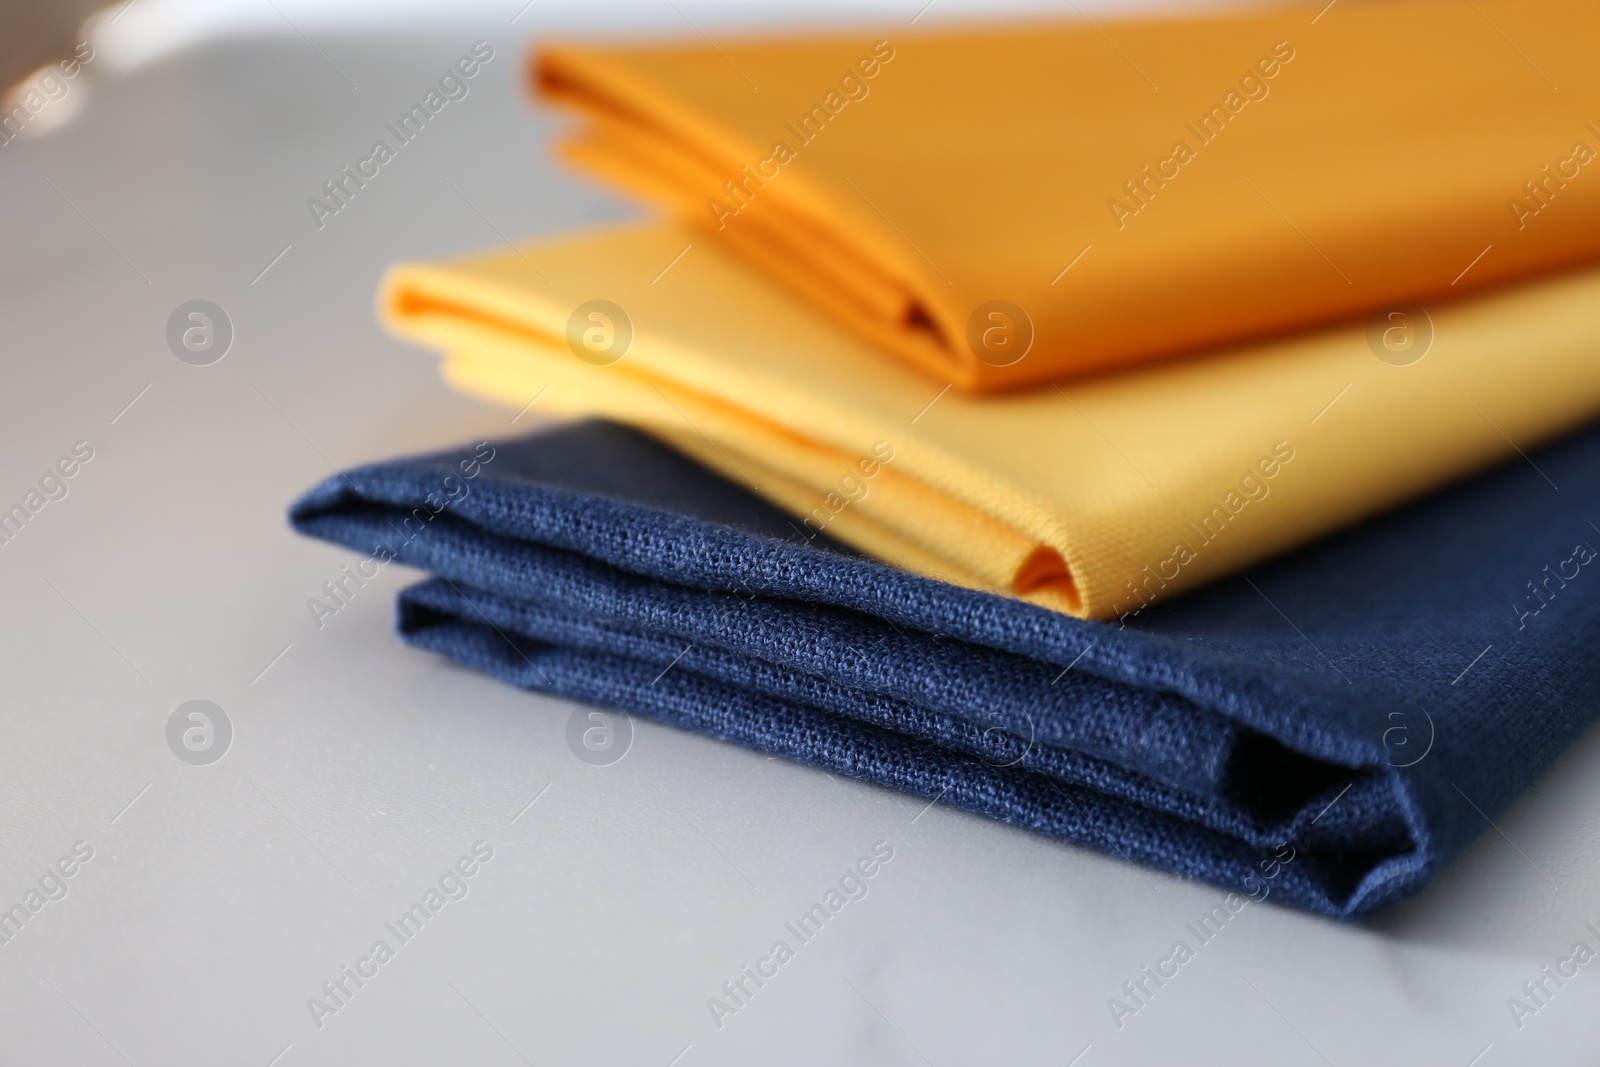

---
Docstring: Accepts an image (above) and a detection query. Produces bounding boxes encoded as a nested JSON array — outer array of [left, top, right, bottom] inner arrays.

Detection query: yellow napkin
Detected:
[[382, 225, 1600, 619], [535, 0, 1600, 392]]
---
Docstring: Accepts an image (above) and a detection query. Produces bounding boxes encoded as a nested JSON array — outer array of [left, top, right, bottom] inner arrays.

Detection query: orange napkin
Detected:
[[536, 0, 1600, 391]]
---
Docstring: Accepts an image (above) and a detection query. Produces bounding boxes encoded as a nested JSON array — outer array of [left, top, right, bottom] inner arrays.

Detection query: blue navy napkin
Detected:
[[289, 420, 1600, 918]]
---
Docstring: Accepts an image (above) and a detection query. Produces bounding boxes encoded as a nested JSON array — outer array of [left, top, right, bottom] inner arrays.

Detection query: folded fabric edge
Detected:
[[530, 16, 1600, 395], [379, 243, 1600, 628], [532, 43, 977, 388], [379, 259, 1091, 614], [283, 457, 1379, 776], [391, 576, 1435, 919], [285, 456, 1436, 918]]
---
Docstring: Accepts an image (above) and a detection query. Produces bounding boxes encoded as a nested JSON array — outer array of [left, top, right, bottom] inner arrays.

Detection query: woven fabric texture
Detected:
[[289, 420, 1600, 918]]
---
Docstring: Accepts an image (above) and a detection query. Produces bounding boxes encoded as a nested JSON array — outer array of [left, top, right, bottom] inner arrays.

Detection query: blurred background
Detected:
[[2, 1, 1597, 1064]]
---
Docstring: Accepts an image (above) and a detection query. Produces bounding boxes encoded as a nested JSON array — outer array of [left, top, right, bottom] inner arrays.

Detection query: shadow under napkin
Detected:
[[289, 420, 1600, 919]]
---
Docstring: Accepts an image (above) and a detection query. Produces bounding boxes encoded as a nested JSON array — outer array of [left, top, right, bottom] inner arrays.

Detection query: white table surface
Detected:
[[2, 8, 1598, 1066]]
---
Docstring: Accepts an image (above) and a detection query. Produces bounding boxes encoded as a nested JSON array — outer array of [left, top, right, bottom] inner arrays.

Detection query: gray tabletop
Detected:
[[1, 6, 1597, 1066]]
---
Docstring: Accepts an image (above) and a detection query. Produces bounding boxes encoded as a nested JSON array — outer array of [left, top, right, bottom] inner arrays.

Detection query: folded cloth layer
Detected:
[[289, 420, 1600, 918], [381, 224, 1600, 619], [536, 0, 1600, 390]]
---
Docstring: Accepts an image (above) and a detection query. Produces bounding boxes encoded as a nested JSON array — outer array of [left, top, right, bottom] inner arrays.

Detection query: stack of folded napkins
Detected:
[[293, 0, 1600, 918]]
